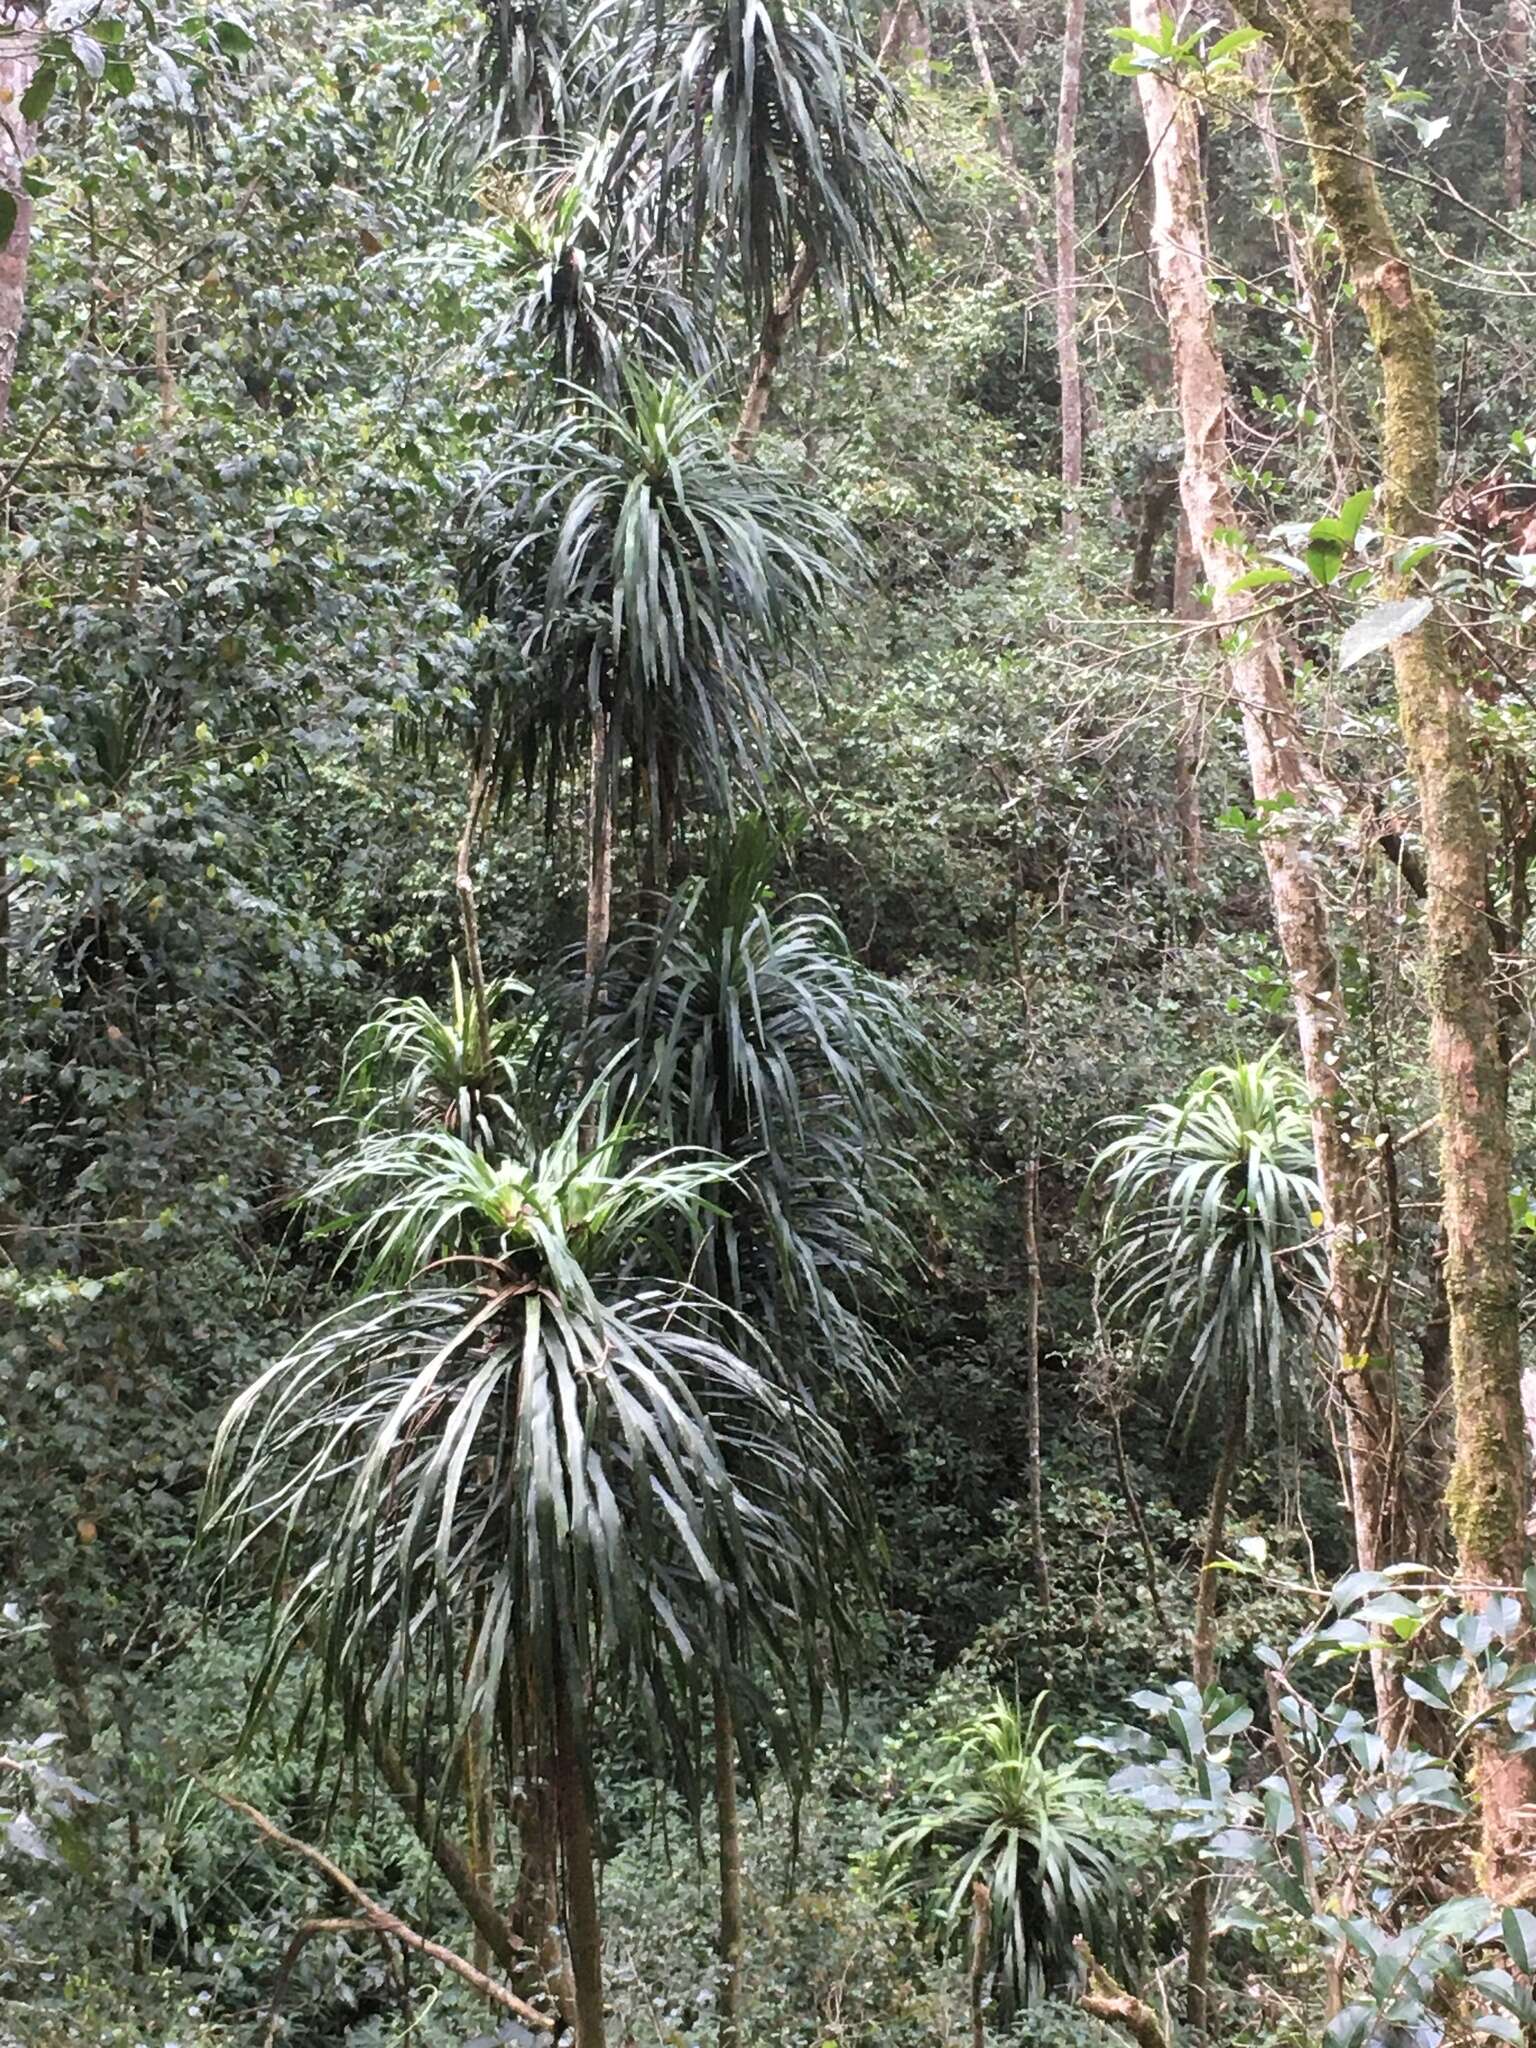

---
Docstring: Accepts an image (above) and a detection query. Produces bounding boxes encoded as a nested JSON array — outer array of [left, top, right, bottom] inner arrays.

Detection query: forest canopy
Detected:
[[7, 2, 1536, 2046]]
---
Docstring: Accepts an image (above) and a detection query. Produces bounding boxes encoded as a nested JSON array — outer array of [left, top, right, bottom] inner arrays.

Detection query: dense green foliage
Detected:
[[7, 0, 1536, 2044]]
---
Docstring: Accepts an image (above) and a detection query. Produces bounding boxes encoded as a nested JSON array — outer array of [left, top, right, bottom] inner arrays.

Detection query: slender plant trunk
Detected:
[[713, 1677, 744, 2048], [456, 742, 494, 1070], [731, 247, 818, 463], [1171, 514, 1204, 893], [1508, 0, 1531, 211], [1129, 2, 1409, 1745], [511, 1713, 576, 2020], [969, 1877, 991, 2048], [368, 1720, 525, 1981], [1237, 0, 1536, 1891], [43, 1594, 92, 1757], [1053, 0, 1086, 542], [584, 699, 613, 1029], [464, 1720, 494, 1971], [1185, 1394, 1245, 2036], [1192, 1396, 1245, 1695], [1022, 1148, 1050, 1603], [0, 4, 40, 437], [554, 1699, 606, 2048]]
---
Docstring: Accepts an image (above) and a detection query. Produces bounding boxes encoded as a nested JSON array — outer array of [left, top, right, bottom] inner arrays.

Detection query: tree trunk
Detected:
[[1130, 0, 1409, 1746], [464, 1714, 495, 1973], [1508, 0, 1531, 212], [1237, 0, 1536, 1895], [731, 247, 818, 463], [0, 3, 41, 437], [555, 1700, 605, 2048], [1242, 41, 1344, 488], [512, 1744, 576, 2019], [456, 743, 494, 1071], [1171, 514, 1204, 894], [1053, 0, 1086, 542], [1022, 1148, 1051, 1604], [713, 1678, 744, 2048]]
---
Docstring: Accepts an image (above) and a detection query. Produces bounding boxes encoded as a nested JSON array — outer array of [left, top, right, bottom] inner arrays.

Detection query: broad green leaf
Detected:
[[1228, 566, 1294, 594], [19, 64, 58, 123]]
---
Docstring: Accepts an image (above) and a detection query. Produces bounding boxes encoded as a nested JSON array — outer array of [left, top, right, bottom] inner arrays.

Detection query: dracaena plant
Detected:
[[1092, 1050, 1326, 1687], [880, 1694, 1151, 2016], [461, 370, 854, 1000], [336, 959, 535, 1149], [603, 0, 921, 331], [588, 813, 933, 2039], [203, 1092, 852, 2048], [595, 812, 929, 1409]]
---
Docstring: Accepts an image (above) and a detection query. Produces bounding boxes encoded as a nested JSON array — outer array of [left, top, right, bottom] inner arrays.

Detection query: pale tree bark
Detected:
[[961, 0, 1052, 290], [1129, 0, 1409, 1754], [0, 2, 42, 437], [1508, 0, 1531, 212], [1235, 0, 1536, 1897], [1054, 0, 1086, 541]]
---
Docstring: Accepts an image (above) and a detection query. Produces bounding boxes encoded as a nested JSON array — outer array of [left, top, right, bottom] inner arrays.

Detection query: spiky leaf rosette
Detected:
[[604, 0, 922, 328], [203, 1107, 849, 1802], [460, 369, 854, 826], [1093, 1050, 1327, 1446], [337, 961, 535, 1150], [882, 1696, 1151, 2013], [595, 813, 930, 1409]]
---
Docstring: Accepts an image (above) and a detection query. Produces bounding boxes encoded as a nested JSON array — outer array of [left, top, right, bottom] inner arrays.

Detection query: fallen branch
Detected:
[[203, 1782, 555, 2033], [1075, 1939, 1169, 2048]]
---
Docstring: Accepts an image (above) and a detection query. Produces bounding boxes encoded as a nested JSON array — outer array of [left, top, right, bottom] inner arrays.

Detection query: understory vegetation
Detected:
[[9, 1, 1536, 2045]]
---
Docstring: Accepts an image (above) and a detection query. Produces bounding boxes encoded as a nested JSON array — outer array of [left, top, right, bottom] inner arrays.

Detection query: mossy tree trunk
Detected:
[[1129, 0, 1408, 1746], [1237, 0, 1536, 1896]]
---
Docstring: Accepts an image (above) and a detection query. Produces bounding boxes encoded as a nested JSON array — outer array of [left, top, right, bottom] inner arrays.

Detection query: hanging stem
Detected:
[[584, 698, 613, 1028], [969, 1877, 991, 2048], [730, 248, 819, 463]]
